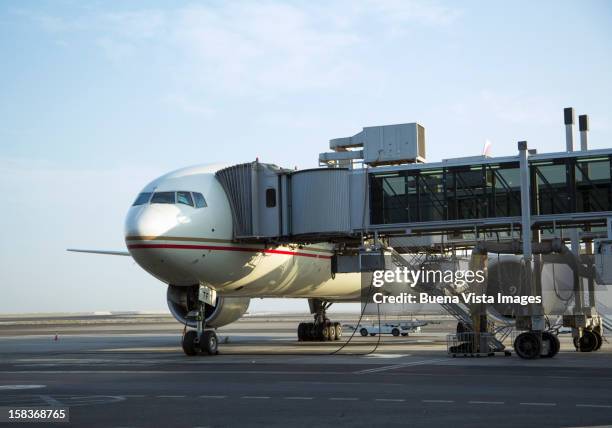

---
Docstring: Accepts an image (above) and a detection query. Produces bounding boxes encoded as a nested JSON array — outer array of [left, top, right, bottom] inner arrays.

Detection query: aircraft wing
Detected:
[[67, 249, 131, 256]]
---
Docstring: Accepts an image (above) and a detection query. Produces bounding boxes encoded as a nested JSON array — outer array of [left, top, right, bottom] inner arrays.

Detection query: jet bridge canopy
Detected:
[[369, 150, 612, 235]]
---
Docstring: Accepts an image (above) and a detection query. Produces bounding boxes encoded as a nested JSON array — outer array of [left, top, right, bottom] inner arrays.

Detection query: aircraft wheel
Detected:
[[317, 324, 330, 341], [297, 322, 306, 341], [307, 322, 316, 341], [392, 328, 400, 337], [360, 328, 368, 337], [593, 331, 603, 351], [201, 330, 219, 355], [541, 332, 560, 358], [334, 322, 342, 340], [182, 330, 199, 356], [327, 324, 336, 341], [514, 332, 541, 359], [580, 330, 598, 352]]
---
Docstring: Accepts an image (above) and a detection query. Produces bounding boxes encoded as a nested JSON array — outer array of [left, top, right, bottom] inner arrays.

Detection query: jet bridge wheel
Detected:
[[593, 331, 603, 351], [514, 332, 541, 359], [541, 332, 560, 358], [579, 330, 599, 352]]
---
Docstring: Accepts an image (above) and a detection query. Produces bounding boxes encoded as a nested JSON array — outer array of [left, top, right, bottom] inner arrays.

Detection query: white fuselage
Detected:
[[125, 165, 361, 300]]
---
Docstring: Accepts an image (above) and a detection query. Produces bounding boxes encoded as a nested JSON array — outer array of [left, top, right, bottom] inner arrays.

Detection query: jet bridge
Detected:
[[217, 146, 612, 244], [215, 110, 612, 359]]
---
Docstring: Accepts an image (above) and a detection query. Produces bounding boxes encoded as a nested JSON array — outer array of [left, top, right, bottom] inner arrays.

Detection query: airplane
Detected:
[[69, 164, 364, 356], [69, 163, 612, 357]]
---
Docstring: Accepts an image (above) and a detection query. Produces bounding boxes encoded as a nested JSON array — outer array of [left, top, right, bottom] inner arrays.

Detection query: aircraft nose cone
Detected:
[[124, 205, 184, 239]]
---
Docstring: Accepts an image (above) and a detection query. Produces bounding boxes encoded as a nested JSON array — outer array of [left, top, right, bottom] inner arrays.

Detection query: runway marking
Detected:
[[362, 354, 410, 359], [39, 395, 62, 406], [0, 385, 46, 390], [520, 402, 556, 406], [422, 400, 454, 403], [575, 404, 612, 408], [242, 396, 270, 399], [354, 358, 447, 374], [375, 398, 405, 402], [329, 397, 358, 401], [124, 395, 146, 398], [468, 401, 504, 405], [157, 395, 185, 398], [285, 397, 313, 400], [199, 395, 227, 399]]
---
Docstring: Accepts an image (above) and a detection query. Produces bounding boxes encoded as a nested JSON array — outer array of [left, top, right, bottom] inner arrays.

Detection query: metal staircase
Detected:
[[387, 248, 506, 352]]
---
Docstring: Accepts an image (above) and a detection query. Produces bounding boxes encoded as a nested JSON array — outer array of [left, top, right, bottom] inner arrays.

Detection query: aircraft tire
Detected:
[[182, 330, 199, 356], [201, 330, 218, 355], [579, 330, 598, 352]]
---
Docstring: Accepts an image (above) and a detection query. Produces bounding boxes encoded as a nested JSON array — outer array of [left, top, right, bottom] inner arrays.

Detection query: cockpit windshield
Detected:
[[133, 191, 207, 208], [177, 191, 194, 207], [132, 192, 152, 206], [150, 192, 175, 204]]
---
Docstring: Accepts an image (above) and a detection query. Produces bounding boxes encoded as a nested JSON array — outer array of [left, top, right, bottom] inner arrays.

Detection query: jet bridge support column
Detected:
[[469, 245, 489, 354], [513, 141, 547, 359]]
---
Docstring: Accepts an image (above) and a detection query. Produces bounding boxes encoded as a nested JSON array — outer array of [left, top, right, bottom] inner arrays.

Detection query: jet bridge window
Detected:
[[265, 188, 276, 208], [132, 192, 152, 206], [151, 191, 175, 204], [177, 191, 194, 207], [193, 192, 207, 208]]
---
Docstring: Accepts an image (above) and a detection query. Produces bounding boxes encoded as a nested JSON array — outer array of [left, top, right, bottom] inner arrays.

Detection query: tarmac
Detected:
[[0, 314, 611, 427]]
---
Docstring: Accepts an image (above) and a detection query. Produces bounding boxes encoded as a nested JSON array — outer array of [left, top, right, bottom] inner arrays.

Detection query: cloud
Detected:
[[18, 1, 460, 113]]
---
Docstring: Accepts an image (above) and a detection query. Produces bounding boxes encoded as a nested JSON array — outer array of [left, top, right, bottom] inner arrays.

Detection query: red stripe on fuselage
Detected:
[[126, 243, 332, 259]]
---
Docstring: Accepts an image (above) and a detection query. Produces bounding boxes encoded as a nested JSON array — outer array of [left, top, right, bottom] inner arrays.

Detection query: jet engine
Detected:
[[167, 285, 250, 328]]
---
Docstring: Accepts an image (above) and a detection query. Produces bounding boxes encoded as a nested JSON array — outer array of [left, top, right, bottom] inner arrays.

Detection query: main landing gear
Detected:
[[297, 299, 343, 342], [182, 284, 219, 356]]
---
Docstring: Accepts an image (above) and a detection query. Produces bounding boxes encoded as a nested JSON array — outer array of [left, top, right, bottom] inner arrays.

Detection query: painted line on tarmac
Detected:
[[199, 395, 227, 399], [354, 358, 447, 374], [39, 395, 62, 406], [0, 385, 46, 390], [520, 402, 556, 406], [575, 404, 612, 408], [375, 398, 405, 402]]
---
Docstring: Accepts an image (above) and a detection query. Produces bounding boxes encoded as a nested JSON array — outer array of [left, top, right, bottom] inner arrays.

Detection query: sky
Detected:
[[1, 0, 611, 313]]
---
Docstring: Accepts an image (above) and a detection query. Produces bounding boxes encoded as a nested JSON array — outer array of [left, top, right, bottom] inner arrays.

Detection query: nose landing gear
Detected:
[[182, 329, 219, 356], [182, 284, 219, 356]]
